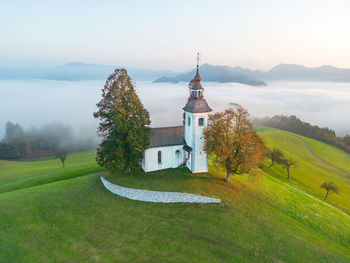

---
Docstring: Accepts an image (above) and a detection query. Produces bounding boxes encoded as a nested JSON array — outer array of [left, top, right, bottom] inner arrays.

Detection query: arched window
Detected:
[[158, 151, 162, 164], [198, 118, 204, 126], [176, 150, 181, 164], [198, 91, 201, 97], [187, 117, 190, 126]]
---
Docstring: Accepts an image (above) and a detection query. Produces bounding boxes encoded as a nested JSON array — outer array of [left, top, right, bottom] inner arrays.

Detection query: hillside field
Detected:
[[0, 127, 349, 262], [256, 127, 350, 213]]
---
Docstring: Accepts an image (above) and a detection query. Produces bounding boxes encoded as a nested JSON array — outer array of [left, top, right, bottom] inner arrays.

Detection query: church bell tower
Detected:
[[183, 53, 212, 173]]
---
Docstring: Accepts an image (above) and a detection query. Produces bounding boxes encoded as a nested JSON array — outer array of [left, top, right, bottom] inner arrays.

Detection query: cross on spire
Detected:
[[196, 52, 200, 69], [194, 52, 202, 82]]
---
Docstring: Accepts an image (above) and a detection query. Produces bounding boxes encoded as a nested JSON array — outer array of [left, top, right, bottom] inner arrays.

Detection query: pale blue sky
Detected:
[[1, 0, 350, 70]]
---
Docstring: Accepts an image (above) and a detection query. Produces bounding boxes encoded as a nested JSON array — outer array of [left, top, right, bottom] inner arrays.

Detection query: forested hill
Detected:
[[252, 115, 350, 153]]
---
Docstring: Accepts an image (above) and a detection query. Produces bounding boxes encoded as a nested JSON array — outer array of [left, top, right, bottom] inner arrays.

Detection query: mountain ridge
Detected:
[[2, 62, 350, 84], [0, 62, 179, 81], [154, 63, 267, 86], [155, 63, 350, 84]]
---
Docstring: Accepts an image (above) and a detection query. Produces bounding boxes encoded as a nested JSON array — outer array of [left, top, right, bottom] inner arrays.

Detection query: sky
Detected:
[[1, 0, 350, 70]]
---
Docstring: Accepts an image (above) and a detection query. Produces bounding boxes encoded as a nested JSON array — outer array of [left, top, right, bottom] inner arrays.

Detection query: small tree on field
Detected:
[[321, 181, 339, 199], [266, 148, 284, 167], [203, 106, 266, 182], [281, 157, 296, 180], [93, 69, 150, 172], [57, 149, 67, 168]]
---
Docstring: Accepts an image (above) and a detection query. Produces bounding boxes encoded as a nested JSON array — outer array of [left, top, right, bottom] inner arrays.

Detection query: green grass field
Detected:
[[303, 136, 350, 174], [256, 127, 350, 214], [0, 128, 350, 262]]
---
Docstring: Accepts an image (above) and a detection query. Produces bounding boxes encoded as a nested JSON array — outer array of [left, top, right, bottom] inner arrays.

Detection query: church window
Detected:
[[192, 91, 196, 97], [187, 117, 190, 126], [198, 91, 201, 97], [199, 118, 204, 126], [158, 151, 162, 164]]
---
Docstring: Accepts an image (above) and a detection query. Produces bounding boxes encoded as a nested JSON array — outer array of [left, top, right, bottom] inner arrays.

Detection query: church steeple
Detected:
[[188, 52, 204, 99], [183, 53, 212, 113], [183, 53, 212, 173]]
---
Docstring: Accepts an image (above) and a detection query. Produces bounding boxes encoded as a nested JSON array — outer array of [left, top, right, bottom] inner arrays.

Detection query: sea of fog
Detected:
[[0, 79, 349, 139]]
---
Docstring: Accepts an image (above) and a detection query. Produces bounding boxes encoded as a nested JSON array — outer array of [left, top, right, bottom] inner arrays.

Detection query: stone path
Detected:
[[101, 177, 221, 204]]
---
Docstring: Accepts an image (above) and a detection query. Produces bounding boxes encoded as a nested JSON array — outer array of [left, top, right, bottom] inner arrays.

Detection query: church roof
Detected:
[[189, 79, 203, 90], [149, 126, 184, 148], [189, 67, 203, 90], [183, 98, 212, 113], [194, 66, 202, 81]]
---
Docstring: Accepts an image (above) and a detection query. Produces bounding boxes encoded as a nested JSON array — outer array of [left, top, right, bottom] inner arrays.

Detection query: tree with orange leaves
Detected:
[[203, 106, 266, 182]]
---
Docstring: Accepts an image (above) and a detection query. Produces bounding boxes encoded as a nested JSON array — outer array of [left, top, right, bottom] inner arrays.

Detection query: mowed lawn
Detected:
[[0, 129, 350, 262], [256, 127, 350, 214]]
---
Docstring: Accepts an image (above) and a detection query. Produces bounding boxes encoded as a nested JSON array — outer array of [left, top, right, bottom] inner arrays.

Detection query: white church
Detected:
[[141, 61, 212, 173]]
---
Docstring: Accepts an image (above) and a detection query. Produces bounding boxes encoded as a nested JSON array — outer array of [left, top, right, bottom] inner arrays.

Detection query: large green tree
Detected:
[[94, 69, 150, 172], [203, 106, 266, 182]]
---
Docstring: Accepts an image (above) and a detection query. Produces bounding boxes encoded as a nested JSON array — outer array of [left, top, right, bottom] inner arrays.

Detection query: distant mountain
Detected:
[[154, 63, 267, 86], [265, 63, 350, 82], [0, 62, 179, 81], [2, 62, 350, 84]]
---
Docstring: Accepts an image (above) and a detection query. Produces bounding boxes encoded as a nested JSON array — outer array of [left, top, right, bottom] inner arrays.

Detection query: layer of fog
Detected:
[[0, 79, 349, 141], [138, 81, 350, 136]]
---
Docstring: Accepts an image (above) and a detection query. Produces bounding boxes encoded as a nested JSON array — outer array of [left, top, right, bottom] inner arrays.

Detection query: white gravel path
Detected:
[[101, 177, 221, 204]]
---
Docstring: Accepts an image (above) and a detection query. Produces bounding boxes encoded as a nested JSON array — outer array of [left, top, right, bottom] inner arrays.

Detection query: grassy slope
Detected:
[[0, 151, 102, 193], [303, 136, 350, 174], [0, 129, 350, 262], [256, 127, 350, 214]]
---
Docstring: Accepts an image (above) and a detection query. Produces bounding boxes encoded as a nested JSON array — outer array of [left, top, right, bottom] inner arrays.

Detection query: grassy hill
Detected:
[[0, 128, 350, 262], [256, 127, 350, 213]]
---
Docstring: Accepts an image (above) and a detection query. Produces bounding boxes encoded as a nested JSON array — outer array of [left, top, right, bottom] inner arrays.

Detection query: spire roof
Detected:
[[190, 53, 203, 91], [194, 65, 202, 82], [183, 53, 212, 113], [194, 52, 202, 82]]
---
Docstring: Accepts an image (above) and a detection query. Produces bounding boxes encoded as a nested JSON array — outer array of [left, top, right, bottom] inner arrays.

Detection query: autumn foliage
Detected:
[[203, 106, 266, 182]]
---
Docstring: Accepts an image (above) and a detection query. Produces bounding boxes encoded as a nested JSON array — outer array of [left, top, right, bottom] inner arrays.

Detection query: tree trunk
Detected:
[[127, 167, 131, 173], [225, 171, 230, 182], [326, 191, 329, 199], [287, 168, 290, 180], [269, 162, 274, 168]]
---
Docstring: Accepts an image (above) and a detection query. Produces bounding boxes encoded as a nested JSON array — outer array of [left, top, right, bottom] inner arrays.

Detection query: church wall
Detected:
[[192, 112, 209, 173], [184, 111, 209, 173], [184, 112, 193, 147], [184, 111, 194, 171], [142, 145, 185, 172]]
